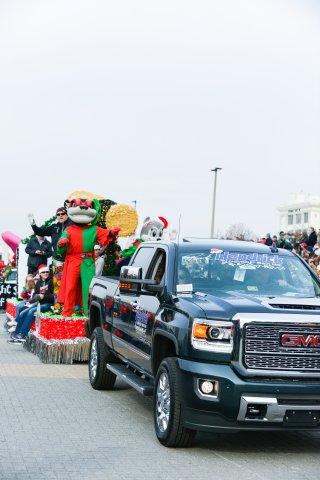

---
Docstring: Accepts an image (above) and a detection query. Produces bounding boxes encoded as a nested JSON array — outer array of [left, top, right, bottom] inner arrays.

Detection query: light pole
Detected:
[[132, 200, 137, 210], [210, 167, 222, 238]]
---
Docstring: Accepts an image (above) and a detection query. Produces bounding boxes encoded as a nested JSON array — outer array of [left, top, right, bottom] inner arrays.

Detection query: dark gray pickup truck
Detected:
[[87, 239, 320, 447]]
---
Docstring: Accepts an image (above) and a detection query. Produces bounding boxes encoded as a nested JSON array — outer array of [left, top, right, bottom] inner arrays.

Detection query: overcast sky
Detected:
[[0, 0, 319, 252]]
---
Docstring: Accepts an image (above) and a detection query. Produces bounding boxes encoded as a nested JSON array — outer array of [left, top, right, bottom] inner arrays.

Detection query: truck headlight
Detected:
[[191, 319, 234, 353]]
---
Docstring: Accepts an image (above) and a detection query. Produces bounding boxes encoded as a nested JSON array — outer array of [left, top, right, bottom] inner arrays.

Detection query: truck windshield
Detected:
[[177, 249, 320, 298]]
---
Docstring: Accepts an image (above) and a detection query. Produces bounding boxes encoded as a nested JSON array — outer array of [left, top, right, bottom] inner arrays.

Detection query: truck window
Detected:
[[148, 251, 166, 284], [131, 247, 155, 277]]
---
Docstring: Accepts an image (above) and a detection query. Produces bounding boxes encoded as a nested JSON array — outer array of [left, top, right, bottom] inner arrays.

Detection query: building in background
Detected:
[[278, 193, 320, 233]]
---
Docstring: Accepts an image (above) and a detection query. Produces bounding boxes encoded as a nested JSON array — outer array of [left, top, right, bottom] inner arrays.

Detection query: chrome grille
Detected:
[[244, 323, 320, 372], [245, 354, 320, 371]]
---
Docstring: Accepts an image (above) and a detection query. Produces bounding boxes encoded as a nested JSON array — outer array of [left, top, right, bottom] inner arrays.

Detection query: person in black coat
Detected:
[[28, 207, 72, 261], [307, 227, 317, 252], [25, 235, 53, 274], [265, 234, 272, 246]]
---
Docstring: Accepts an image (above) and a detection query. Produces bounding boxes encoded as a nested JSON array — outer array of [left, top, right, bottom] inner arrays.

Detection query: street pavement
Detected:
[[0, 314, 319, 480]]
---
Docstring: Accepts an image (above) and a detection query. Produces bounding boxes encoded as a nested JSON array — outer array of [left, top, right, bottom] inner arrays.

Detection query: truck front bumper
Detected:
[[177, 358, 320, 432]]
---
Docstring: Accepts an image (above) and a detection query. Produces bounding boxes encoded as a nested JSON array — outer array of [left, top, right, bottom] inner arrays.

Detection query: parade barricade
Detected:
[[24, 312, 90, 364]]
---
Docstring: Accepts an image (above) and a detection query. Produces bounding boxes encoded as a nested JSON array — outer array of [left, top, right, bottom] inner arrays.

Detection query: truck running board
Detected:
[[107, 363, 154, 396]]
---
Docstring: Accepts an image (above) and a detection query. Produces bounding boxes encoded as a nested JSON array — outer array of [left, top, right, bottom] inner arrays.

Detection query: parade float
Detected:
[[24, 190, 138, 364], [0, 231, 20, 310]]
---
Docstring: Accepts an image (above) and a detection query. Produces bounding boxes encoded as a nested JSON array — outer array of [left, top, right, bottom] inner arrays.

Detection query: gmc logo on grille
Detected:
[[281, 333, 320, 348]]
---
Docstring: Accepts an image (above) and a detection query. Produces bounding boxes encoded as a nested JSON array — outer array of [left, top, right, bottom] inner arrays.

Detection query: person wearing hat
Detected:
[[8, 265, 54, 344], [94, 244, 105, 276], [28, 207, 72, 260]]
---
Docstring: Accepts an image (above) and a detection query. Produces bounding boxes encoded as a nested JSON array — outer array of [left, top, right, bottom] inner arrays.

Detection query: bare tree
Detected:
[[225, 223, 256, 241]]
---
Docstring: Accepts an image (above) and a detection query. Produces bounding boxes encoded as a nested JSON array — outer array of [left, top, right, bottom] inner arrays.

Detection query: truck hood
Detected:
[[178, 291, 320, 321]]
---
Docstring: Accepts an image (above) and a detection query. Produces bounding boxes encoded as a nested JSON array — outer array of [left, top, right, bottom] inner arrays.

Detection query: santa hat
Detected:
[[38, 264, 49, 274]]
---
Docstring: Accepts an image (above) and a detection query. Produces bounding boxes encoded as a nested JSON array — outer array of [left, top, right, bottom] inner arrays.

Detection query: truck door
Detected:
[[129, 249, 167, 371], [122, 249, 167, 372], [111, 245, 155, 365]]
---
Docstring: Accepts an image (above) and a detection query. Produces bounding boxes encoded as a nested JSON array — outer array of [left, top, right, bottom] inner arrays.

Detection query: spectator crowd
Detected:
[[258, 227, 320, 277]]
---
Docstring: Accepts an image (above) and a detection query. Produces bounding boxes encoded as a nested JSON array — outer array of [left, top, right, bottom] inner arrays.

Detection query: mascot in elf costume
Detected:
[[57, 198, 120, 317]]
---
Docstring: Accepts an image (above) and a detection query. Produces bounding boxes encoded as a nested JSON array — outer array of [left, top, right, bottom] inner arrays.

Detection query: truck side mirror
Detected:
[[119, 266, 142, 294], [119, 266, 159, 295]]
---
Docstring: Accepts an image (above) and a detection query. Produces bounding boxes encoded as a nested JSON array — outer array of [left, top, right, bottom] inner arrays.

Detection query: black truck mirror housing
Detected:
[[146, 284, 164, 294]]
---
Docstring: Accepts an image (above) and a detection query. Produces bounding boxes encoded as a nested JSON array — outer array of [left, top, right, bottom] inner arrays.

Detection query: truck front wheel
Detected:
[[89, 327, 116, 390], [154, 357, 196, 447]]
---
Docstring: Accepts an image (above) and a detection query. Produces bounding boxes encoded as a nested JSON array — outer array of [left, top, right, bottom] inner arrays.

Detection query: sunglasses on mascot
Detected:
[[71, 199, 93, 208]]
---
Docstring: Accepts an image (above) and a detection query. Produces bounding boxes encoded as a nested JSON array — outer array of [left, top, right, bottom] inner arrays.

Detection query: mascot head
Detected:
[[67, 198, 101, 225], [140, 216, 168, 241]]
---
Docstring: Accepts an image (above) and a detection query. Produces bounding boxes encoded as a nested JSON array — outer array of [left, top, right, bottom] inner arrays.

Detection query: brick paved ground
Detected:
[[0, 314, 319, 480]]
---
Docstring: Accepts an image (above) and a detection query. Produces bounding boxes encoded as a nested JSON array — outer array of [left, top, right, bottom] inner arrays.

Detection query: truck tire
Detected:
[[154, 357, 196, 448], [89, 327, 116, 390]]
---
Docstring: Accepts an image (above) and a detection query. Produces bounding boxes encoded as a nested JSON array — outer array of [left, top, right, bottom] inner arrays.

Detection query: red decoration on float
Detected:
[[36, 314, 87, 340], [5, 300, 16, 319]]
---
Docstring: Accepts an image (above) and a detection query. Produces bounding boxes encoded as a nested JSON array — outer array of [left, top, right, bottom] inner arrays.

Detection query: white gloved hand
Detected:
[[28, 213, 35, 225]]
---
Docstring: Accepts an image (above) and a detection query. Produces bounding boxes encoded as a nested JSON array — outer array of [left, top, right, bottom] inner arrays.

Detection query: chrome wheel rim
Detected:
[[156, 372, 171, 432], [90, 338, 98, 380]]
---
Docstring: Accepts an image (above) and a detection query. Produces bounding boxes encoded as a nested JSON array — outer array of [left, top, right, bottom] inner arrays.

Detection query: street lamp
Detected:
[[210, 167, 222, 238], [132, 200, 137, 210]]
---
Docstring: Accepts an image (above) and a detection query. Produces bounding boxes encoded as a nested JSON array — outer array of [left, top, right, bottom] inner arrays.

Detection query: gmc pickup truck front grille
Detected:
[[245, 354, 320, 371], [244, 323, 320, 372]]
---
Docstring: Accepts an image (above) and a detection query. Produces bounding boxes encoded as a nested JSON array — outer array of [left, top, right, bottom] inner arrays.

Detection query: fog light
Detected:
[[199, 379, 219, 397], [200, 381, 214, 394]]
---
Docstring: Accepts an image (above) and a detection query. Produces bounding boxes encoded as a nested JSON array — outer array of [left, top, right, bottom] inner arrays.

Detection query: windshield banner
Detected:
[[211, 251, 284, 268]]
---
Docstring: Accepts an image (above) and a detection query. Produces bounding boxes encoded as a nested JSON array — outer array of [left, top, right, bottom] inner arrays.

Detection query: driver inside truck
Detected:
[[154, 255, 166, 284]]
